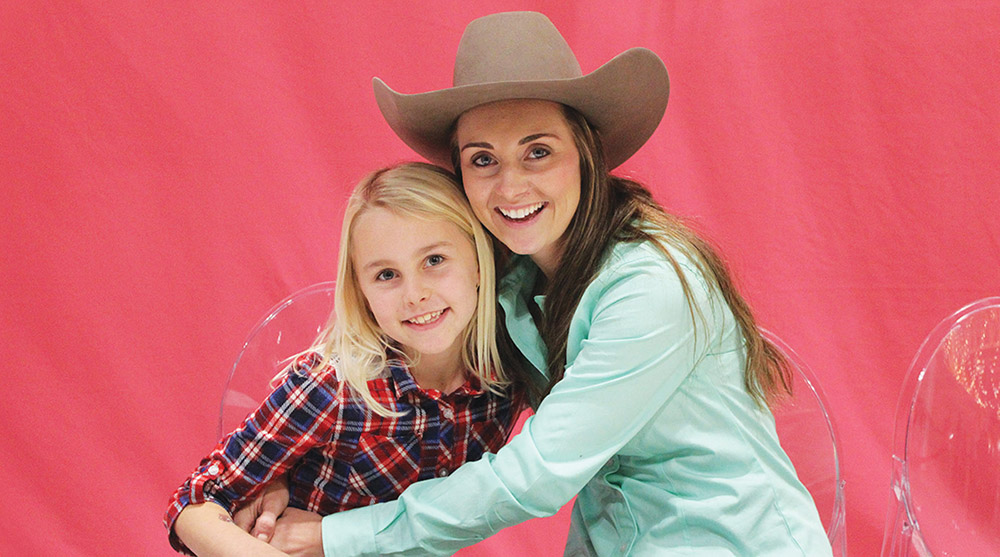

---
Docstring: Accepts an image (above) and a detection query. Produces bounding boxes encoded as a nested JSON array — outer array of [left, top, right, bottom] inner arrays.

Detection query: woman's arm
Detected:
[[174, 502, 289, 557], [316, 249, 711, 556]]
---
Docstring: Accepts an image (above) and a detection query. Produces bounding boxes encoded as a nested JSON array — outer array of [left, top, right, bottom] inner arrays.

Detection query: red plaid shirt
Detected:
[[165, 352, 520, 553]]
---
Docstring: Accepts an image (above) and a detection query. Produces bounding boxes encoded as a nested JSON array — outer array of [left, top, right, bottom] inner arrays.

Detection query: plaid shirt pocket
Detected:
[[347, 433, 423, 500]]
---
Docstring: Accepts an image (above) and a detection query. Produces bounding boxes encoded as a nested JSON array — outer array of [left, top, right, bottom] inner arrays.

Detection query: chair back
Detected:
[[881, 297, 1000, 556], [767, 332, 848, 556], [217, 282, 337, 439]]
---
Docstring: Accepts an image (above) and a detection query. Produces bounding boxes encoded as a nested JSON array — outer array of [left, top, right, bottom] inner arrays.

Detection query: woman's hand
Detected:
[[234, 475, 290, 542], [173, 502, 290, 557], [270, 508, 324, 557]]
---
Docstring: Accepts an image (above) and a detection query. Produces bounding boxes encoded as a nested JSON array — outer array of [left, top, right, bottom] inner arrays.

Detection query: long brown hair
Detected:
[[458, 105, 792, 407], [551, 105, 792, 405]]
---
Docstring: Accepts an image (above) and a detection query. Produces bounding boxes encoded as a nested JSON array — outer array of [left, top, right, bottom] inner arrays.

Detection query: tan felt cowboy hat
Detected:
[[373, 11, 670, 169]]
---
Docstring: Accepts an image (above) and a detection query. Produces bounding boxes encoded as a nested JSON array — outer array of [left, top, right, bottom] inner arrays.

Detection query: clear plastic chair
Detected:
[[767, 332, 848, 556], [881, 297, 1000, 556], [217, 282, 337, 439]]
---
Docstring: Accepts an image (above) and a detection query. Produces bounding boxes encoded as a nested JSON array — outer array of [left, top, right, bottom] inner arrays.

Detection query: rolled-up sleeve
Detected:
[[166, 359, 339, 553], [322, 248, 714, 556]]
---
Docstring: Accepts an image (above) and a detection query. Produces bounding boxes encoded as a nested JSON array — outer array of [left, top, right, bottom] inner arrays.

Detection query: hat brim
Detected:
[[373, 47, 669, 169]]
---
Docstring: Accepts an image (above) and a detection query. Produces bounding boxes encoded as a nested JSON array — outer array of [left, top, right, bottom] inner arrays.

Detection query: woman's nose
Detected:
[[496, 166, 529, 200]]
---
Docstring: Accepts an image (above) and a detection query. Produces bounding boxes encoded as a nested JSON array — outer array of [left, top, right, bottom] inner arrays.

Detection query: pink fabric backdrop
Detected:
[[2, 2, 998, 555]]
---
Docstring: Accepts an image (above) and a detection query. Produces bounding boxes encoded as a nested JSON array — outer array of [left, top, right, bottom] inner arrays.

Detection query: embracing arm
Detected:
[[174, 502, 289, 557], [233, 475, 290, 542], [317, 252, 712, 556]]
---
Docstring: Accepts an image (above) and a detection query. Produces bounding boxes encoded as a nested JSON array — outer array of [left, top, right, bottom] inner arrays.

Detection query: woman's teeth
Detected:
[[408, 309, 444, 325], [498, 202, 544, 220]]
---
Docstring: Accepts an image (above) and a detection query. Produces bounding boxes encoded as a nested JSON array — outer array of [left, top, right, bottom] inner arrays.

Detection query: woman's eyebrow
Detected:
[[518, 133, 557, 145], [459, 141, 492, 152], [459, 132, 559, 153]]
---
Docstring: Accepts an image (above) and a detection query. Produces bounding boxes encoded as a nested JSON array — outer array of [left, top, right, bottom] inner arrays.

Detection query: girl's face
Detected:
[[456, 99, 581, 278], [352, 207, 480, 375]]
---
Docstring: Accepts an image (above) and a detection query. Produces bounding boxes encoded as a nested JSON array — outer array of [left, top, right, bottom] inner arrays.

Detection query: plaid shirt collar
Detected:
[[385, 360, 487, 401]]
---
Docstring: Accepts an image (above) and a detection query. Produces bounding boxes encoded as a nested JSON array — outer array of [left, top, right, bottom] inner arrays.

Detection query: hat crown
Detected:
[[453, 12, 582, 87]]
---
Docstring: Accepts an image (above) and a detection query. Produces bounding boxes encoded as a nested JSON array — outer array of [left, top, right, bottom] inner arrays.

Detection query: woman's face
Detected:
[[455, 99, 581, 278]]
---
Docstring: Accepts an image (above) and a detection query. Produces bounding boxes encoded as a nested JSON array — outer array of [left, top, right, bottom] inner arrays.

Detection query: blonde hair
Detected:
[[310, 162, 505, 416]]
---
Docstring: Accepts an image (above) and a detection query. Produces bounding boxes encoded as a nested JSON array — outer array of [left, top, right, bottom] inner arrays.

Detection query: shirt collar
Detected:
[[497, 256, 549, 375], [387, 361, 422, 399], [386, 360, 486, 401]]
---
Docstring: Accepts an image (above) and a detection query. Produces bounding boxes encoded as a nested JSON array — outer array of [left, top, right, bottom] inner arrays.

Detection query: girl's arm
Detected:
[[173, 502, 289, 557], [166, 355, 340, 554]]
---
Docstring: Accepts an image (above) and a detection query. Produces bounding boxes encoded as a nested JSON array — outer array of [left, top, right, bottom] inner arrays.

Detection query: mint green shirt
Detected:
[[322, 239, 832, 556]]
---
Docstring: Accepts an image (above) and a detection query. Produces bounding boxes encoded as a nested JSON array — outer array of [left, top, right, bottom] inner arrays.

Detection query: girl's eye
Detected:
[[470, 153, 495, 167], [426, 254, 445, 267], [527, 146, 550, 160], [376, 269, 396, 281]]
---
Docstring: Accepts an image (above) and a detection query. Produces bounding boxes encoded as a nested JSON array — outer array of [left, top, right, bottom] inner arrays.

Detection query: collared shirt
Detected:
[[164, 352, 519, 554], [320, 238, 833, 556]]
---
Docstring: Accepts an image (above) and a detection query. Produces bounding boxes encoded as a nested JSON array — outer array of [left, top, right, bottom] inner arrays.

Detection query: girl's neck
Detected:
[[407, 347, 467, 394]]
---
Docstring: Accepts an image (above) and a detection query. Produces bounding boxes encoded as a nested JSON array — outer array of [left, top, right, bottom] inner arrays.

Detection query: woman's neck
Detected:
[[529, 240, 565, 280]]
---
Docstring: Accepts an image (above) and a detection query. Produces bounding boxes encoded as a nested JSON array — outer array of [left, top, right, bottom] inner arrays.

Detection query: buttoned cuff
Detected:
[[322, 505, 379, 557]]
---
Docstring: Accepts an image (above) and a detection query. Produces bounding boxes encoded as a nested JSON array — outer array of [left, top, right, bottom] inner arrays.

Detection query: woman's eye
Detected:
[[426, 254, 445, 267], [528, 146, 550, 160], [470, 153, 495, 167], [376, 269, 396, 281]]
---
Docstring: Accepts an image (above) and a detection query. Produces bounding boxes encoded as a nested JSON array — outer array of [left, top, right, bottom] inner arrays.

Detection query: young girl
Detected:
[[253, 11, 834, 556], [164, 162, 524, 556]]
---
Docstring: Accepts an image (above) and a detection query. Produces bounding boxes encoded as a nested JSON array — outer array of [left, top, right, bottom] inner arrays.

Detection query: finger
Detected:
[[262, 485, 289, 514], [251, 510, 278, 542], [232, 502, 257, 532]]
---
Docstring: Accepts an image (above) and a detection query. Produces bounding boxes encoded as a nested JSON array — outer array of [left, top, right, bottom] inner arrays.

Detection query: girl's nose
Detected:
[[405, 278, 431, 305]]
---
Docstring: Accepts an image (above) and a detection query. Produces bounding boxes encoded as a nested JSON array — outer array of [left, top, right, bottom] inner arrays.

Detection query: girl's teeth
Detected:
[[499, 202, 544, 220], [409, 310, 443, 324]]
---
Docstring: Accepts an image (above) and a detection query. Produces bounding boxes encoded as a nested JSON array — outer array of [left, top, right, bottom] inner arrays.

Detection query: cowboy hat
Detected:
[[372, 11, 669, 169]]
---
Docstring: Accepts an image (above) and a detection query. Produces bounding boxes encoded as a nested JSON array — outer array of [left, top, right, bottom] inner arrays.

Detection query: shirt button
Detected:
[[438, 469, 449, 477], [207, 464, 220, 475], [442, 408, 454, 420]]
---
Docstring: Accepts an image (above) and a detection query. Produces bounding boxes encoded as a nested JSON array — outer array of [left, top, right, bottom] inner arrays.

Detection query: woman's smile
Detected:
[[496, 201, 548, 223]]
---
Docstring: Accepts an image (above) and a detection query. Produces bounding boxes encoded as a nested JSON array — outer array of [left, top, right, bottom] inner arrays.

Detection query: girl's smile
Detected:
[[405, 308, 447, 326]]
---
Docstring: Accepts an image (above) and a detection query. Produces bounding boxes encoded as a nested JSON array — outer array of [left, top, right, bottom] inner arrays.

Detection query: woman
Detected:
[[257, 11, 832, 556]]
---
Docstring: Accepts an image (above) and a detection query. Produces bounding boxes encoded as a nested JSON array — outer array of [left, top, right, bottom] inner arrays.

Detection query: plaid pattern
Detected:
[[165, 352, 520, 553]]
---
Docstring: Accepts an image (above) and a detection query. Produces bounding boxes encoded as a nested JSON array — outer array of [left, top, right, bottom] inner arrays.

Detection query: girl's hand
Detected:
[[234, 475, 290, 542]]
